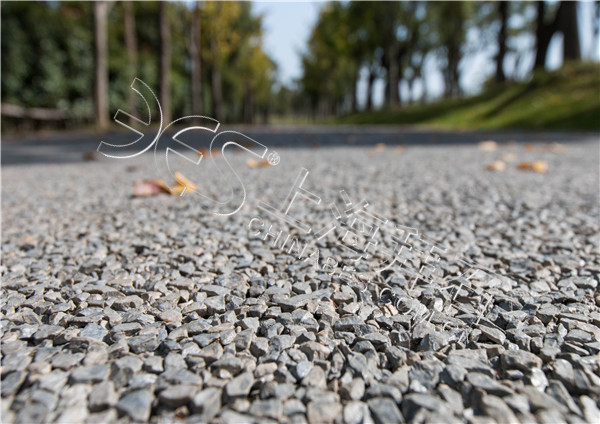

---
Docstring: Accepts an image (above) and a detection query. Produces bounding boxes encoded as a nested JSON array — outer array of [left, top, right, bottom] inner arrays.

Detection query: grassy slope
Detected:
[[338, 63, 600, 131]]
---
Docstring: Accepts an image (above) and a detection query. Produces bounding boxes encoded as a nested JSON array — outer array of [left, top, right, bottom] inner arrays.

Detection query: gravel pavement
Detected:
[[2, 130, 599, 424]]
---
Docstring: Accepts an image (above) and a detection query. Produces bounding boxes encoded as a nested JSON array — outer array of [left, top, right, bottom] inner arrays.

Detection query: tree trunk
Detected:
[[557, 1, 581, 61], [366, 68, 375, 111], [388, 45, 400, 107], [351, 68, 359, 113], [211, 36, 223, 122], [496, 1, 508, 82], [445, 47, 461, 98], [534, 1, 554, 69], [451, 46, 461, 97], [190, 1, 202, 116], [159, 1, 171, 123], [406, 77, 414, 105], [93, 1, 109, 129], [123, 1, 137, 124]]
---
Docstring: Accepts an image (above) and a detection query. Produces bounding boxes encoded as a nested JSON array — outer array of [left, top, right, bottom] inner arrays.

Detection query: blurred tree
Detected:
[[94, 1, 109, 128], [374, 2, 402, 106], [496, 1, 508, 82], [346, 2, 375, 111], [557, 2, 580, 61], [199, 2, 274, 122], [429, 1, 470, 98], [190, 1, 202, 116], [1, 1, 275, 129], [301, 3, 356, 117], [404, 3, 435, 103], [123, 1, 137, 124], [535, 1, 581, 69], [535, 1, 556, 68], [1, 2, 94, 128], [202, 1, 231, 121], [159, 1, 171, 123]]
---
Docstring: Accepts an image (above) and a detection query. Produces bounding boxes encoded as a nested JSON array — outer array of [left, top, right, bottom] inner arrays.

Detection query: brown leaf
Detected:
[[83, 151, 99, 161], [395, 145, 406, 153], [195, 148, 220, 158], [517, 161, 548, 173], [517, 161, 532, 170], [153, 179, 173, 194], [524, 143, 535, 152]]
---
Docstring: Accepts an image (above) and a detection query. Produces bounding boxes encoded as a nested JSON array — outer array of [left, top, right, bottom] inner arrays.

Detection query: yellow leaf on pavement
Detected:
[[246, 158, 272, 169], [486, 160, 506, 172], [517, 161, 548, 173]]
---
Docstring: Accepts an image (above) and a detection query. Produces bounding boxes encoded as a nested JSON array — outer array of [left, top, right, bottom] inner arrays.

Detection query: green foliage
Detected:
[[1, 2, 94, 121], [338, 63, 600, 131], [1, 1, 275, 127], [301, 3, 357, 113]]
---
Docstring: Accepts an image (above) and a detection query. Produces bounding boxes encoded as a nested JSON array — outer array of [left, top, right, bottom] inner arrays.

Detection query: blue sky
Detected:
[[253, 1, 599, 107], [252, 1, 323, 86]]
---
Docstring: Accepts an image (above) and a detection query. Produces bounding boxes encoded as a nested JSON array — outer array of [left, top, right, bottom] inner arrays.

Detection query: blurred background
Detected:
[[1, 1, 599, 133]]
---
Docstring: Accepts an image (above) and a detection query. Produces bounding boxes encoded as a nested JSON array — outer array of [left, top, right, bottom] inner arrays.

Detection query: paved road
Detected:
[[2, 125, 597, 165]]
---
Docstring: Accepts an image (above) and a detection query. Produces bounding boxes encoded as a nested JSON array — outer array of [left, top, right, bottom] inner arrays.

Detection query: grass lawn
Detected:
[[338, 63, 600, 131]]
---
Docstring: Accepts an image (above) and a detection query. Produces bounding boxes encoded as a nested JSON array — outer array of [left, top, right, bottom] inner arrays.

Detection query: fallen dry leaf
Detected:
[[83, 151, 99, 161], [133, 171, 197, 197], [195, 148, 220, 158], [478, 140, 498, 151], [154, 179, 173, 193], [246, 158, 272, 169], [524, 143, 535, 152], [517, 161, 548, 173], [486, 160, 506, 172], [531, 161, 548, 173], [395, 145, 406, 153], [133, 180, 166, 197], [501, 152, 518, 162], [170, 185, 186, 196], [174, 171, 197, 194]]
